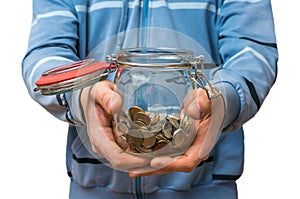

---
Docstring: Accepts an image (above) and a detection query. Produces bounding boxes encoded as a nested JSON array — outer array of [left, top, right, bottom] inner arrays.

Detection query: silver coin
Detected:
[[149, 119, 164, 133], [162, 120, 173, 139], [148, 112, 160, 126], [141, 131, 156, 148], [117, 110, 131, 124], [172, 128, 187, 147], [117, 121, 129, 134], [170, 117, 180, 129], [126, 129, 143, 148]]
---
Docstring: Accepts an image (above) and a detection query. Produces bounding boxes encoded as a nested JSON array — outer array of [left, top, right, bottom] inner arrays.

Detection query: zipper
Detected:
[[116, 0, 129, 50], [141, 0, 149, 48], [135, 176, 143, 199]]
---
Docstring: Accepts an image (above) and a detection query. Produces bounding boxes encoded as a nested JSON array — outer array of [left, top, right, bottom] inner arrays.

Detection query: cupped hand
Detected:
[[128, 88, 224, 178], [80, 80, 151, 170]]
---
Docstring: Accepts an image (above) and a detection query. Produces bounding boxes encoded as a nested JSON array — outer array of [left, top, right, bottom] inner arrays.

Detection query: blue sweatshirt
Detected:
[[22, 0, 278, 198]]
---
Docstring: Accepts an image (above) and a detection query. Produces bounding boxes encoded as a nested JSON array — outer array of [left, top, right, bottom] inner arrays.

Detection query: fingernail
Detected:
[[188, 101, 202, 120], [106, 100, 112, 113]]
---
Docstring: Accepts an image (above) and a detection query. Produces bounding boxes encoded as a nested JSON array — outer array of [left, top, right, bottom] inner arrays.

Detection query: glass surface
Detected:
[[112, 48, 198, 157]]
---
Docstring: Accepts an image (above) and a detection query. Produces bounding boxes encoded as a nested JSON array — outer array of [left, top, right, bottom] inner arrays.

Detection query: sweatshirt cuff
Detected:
[[64, 89, 86, 126], [214, 82, 240, 132]]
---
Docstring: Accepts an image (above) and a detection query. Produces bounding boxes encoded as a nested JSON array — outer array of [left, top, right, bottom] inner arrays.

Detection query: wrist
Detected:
[[214, 82, 240, 132], [65, 89, 86, 126]]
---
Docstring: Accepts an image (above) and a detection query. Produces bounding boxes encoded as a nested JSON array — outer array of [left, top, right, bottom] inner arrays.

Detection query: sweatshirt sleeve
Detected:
[[21, 0, 85, 125], [214, 0, 278, 132]]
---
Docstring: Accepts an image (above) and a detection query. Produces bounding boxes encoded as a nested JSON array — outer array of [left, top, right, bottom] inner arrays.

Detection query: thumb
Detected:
[[187, 88, 211, 120], [93, 80, 122, 115], [187, 99, 202, 120]]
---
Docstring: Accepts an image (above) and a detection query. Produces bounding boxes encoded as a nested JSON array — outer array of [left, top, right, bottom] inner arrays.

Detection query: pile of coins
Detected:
[[114, 106, 193, 156]]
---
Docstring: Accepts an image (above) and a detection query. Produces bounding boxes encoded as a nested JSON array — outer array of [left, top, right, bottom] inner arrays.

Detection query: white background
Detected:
[[0, 1, 299, 198]]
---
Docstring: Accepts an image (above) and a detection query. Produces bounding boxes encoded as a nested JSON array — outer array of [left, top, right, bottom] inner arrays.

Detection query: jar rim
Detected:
[[117, 47, 194, 68]]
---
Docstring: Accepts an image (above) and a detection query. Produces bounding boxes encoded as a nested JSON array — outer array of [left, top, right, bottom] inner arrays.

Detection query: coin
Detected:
[[162, 120, 173, 139], [133, 112, 151, 126], [117, 110, 132, 127], [115, 134, 128, 150], [168, 115, 180, 129], [113, 125, 129, 150], [148, 112, 160, 125], [117, 121, 129, 134], [141, 131, 156, 148], [126, 129, 143, 148], [172, 129, 187, 147], [153, 139, 170, 151], [155, 133, 167, 141], [149, 119, 164, 133], [133, 120, 148, 129], [128, 106, 144, 120]]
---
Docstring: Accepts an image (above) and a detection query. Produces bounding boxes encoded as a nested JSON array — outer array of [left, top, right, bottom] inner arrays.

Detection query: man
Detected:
[[22, 0, 278, 198]]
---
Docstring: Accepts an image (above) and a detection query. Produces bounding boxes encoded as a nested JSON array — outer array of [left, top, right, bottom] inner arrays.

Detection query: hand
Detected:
[[80, 80, 150, 170], [128, 88, 224, 177]]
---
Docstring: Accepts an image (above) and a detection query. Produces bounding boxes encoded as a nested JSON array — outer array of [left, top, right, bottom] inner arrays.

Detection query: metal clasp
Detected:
[[191, 55, 220, 99], [106, 54, 118, 71]]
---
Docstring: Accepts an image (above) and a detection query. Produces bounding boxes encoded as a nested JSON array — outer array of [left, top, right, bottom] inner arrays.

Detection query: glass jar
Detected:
[[111, 48, 200, 158]]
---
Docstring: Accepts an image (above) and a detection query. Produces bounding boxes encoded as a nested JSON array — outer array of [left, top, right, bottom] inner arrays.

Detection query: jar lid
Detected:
[[117, 48, 194, 67], [34, 59, 113, 95]]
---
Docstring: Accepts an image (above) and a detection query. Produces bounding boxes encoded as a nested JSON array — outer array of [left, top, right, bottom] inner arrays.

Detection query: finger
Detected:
[[187, 88, 211, 120], [128, 156, 175, 178], [187, 99, 202, 120], [90, 126, 151, 170], [92, 80, 122, 115], [129, 156, 200, 178], [89, 81, 122, 127], [129, 153, 210, 178], [129, 125, 209, 177], [129, 165, 170, 178]]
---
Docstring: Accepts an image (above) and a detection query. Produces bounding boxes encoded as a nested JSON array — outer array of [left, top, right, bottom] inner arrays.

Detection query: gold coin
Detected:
[[142, 131, 156, 148], [133, 120, 148, 129], [128, 106, 144, 120], [115, 134, 128, 150], [133, 112, 151, 126], [153, 139, 170, 151], [156, 133, 167, 141]]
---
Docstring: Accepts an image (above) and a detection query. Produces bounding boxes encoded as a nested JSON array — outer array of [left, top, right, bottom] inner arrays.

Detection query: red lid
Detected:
[[35, 59, 112, 87]]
